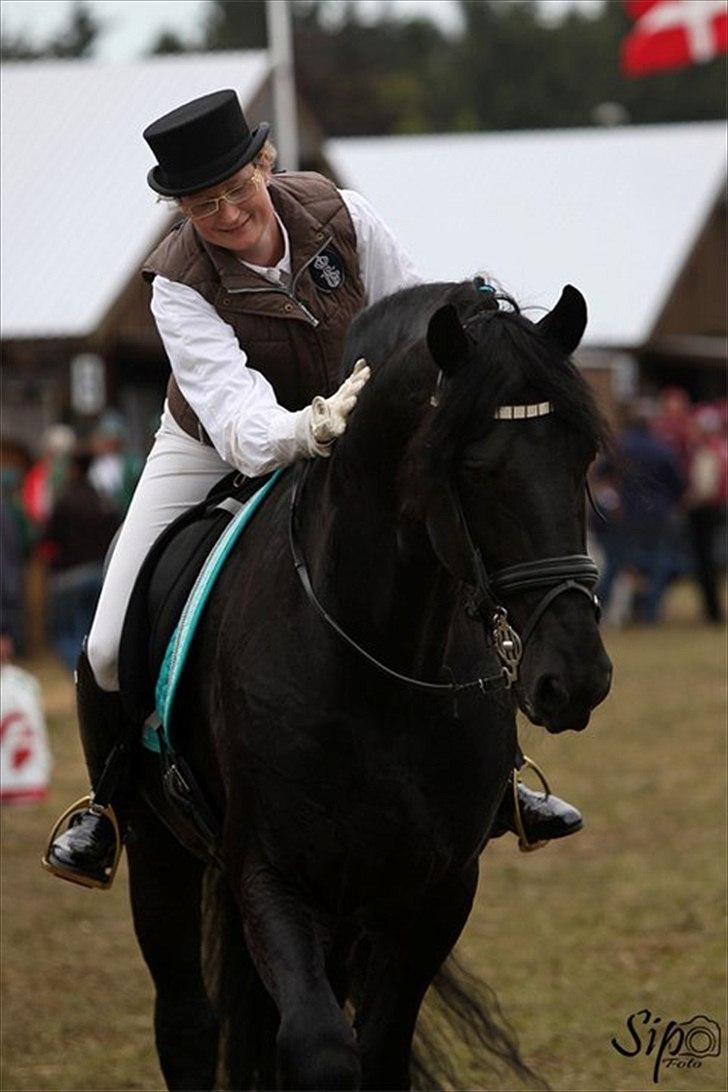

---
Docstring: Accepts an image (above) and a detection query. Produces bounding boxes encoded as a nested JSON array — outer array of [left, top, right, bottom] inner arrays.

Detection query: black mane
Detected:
[[342, 280, 610, 477], [427, 293, 611, 473], [343, 280, 493, 375]]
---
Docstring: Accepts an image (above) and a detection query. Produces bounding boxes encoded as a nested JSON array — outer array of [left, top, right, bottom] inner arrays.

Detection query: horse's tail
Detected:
[[411, 952, 551, 1091], [201, 865, 279, 1091]]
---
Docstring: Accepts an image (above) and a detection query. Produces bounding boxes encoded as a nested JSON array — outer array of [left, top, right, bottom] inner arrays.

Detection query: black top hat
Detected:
[[144, 89, 270, 197]]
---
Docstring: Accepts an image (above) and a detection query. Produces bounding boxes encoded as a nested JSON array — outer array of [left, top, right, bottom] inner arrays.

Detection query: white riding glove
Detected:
[[296, 359, 371, 458]]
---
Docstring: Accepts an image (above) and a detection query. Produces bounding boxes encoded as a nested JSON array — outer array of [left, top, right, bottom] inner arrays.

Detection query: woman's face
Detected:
[[179, 161, 279, 261]]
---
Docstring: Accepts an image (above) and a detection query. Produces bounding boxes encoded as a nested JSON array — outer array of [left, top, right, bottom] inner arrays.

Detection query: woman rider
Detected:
[[44, 90, 581, 889]]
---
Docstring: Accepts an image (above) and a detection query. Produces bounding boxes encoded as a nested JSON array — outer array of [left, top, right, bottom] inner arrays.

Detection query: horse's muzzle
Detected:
[[519, 651, 613, 734]]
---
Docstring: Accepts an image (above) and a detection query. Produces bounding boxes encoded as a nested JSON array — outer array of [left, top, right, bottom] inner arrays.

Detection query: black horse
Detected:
[[126, 279, 612, 1091]]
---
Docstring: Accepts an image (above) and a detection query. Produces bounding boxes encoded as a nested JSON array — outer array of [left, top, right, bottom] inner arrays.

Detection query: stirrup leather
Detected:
[[41, 795, 123, 890], [512, 755, 551, 853]]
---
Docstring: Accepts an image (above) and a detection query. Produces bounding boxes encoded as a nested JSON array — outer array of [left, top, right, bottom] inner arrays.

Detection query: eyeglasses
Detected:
[[182, 167, 262, 220]]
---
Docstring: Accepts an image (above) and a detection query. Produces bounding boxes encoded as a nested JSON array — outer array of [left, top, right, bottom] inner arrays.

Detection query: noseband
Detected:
[[462, 540, 600, 688]]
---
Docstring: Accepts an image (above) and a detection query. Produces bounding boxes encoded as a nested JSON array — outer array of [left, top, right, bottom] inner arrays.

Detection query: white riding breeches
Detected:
[[86, 406, 231, 691]]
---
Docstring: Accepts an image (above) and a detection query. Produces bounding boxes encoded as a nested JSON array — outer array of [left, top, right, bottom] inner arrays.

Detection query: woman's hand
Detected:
[[301, 359, 371, 457]]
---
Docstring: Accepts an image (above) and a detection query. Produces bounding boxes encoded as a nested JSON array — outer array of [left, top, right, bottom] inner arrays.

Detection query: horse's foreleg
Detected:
[[238, 857, 360, 1091], [356, 862, 478, 1091], [126, 798, 218, 1091]]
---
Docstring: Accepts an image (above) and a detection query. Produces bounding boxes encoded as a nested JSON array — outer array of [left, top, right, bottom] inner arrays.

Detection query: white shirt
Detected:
[[151, 188, 423, 476]]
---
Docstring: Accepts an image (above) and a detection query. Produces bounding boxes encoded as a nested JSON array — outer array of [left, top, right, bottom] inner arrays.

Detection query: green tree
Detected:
[[294, 3, 448, 135], [195, 0, 451, 136], [149, 29, 190, 55], [203, 0, 268, 50], [1, 1, 101, 61]]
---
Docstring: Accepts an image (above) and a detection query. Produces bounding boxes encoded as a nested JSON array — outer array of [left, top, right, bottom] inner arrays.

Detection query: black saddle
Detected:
[[117, 469, 279, 728]]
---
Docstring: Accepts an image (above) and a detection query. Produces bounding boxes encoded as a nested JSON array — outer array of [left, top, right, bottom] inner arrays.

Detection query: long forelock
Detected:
[[337, 282, 609, 491], [423, 301, 610, 476], [341, 280, 496, 382]]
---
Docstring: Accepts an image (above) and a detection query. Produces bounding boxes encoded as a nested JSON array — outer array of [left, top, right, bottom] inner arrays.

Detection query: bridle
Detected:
[[289, 398, 600, 696], [455, 500, 600, 688]]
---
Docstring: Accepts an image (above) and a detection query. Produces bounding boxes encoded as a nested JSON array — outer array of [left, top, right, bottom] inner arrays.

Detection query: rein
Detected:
[[289, 455, 600, 696]]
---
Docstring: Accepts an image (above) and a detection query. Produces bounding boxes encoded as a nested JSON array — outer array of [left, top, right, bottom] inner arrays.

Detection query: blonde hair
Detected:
[[255, 138, 278, 174]]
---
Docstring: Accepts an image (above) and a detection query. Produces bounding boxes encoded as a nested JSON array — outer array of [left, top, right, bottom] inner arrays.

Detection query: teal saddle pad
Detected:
[[116, 469, 284, 754]]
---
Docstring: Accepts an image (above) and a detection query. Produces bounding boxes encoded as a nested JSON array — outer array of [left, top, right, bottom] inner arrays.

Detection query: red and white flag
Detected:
[[622, 0, 728, 76]]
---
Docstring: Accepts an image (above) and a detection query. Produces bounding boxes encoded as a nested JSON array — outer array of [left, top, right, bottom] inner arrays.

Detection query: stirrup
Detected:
[[512, 755, 551, 853], [41, 795, 123, 891]]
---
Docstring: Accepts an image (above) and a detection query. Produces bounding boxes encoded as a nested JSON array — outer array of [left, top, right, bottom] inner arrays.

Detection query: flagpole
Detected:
[[265, 0, 299, 170]]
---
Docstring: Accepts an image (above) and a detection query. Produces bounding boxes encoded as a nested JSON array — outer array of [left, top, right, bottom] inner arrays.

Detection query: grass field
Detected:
[[1, 581, 726, 1092]]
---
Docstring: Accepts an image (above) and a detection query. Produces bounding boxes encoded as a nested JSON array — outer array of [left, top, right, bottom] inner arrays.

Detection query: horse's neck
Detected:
[[302, 463, 457, 678], [296, 343, 459, 672]]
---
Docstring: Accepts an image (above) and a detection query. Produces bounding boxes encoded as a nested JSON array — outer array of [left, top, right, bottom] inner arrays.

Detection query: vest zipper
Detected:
[[225, 234, 335, 329], [290, 234, 334, 297]]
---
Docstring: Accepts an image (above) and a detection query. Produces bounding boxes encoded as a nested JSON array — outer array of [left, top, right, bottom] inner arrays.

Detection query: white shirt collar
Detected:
[[238, 210, 291, 286]]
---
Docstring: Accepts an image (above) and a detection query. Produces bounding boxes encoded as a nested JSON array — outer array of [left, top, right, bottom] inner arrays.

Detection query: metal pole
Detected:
[[265, 0, 299, 170]]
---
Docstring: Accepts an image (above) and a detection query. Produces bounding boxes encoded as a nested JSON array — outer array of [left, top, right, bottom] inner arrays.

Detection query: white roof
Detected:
[[1, 52, 270, 340], [328, 123, 727, 347]]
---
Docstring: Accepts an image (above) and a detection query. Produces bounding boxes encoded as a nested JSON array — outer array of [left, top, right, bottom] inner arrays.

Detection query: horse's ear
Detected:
[[537, 285, 587, 355], [426, 304, 469, 375]]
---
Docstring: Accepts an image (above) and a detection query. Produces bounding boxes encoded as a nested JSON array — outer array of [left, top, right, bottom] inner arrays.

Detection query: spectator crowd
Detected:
[[1, 413, 142, 671], [591, 389, 727, 626]]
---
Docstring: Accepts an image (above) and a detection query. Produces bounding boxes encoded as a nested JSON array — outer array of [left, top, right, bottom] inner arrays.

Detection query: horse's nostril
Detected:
[[534, 674, 570, 715]]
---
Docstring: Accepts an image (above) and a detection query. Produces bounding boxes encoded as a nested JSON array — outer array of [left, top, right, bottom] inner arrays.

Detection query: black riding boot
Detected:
[[490, 751, 583, 851], [42, 650, 133, 889]]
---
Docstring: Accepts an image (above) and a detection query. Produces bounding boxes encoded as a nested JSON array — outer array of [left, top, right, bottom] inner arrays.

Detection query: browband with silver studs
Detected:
[[494, 401, 553, 420]]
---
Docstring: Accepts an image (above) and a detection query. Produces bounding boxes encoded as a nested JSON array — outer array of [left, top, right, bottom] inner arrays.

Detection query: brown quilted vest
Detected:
[[143, 172, 366, 444]]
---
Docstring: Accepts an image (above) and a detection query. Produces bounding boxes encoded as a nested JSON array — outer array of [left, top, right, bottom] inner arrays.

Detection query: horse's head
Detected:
[[417, 285, 612, 733]]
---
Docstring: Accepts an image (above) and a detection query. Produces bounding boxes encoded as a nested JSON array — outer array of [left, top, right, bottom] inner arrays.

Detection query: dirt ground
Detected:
[[1, 580, 726, 1092]]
